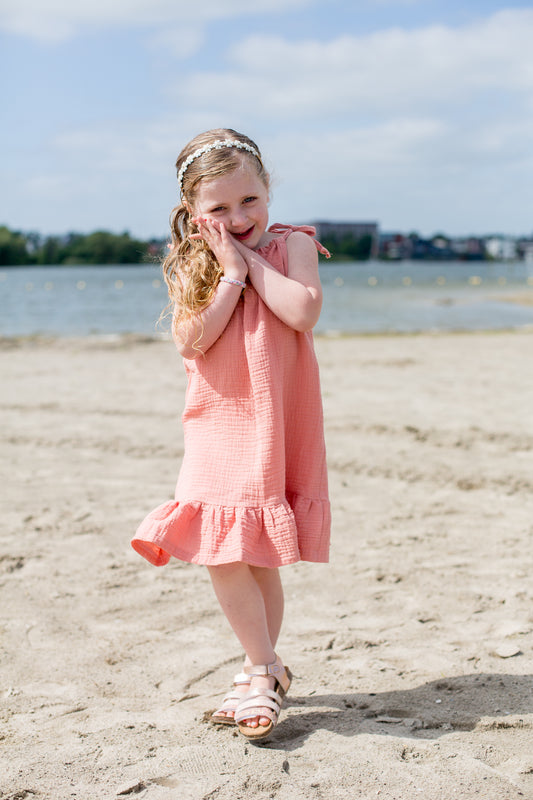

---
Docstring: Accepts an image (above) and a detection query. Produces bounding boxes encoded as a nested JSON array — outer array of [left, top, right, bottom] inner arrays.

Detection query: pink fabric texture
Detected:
[[131, 224, 331, 567]]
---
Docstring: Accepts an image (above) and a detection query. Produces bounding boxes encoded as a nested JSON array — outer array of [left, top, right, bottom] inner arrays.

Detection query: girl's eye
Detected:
[[210, 206, 225, 213], [243, 196, 256, 204]]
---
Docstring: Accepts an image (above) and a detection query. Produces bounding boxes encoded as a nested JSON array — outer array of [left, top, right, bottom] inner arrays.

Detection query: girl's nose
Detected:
[[230, 208, 247, 227]]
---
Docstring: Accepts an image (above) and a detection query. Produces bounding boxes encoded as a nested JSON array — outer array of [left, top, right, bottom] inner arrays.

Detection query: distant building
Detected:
[[450, 237, 486, 260], [379, 233, 455, 260], [306, 221, 530, 262], [378, 232, 413, 260], [485, 237, 518, 261], [519, 240, 533, 264], [312, 220, 379, 258]]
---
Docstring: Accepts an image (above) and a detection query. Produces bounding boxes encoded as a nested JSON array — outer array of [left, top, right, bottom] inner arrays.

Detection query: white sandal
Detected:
[[210, 672, 251, 725], [235, 657, 292, 741]]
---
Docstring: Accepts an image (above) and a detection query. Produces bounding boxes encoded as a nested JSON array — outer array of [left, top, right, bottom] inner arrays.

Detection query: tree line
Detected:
[[0, 226, 154, 266], [318, 232, 373, 260], [0, 224, 375, 266]]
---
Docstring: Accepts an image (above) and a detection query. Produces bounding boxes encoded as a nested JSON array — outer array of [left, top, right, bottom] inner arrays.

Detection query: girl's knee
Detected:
[[207, 561, 250, 579], [249, 565, 280, 583], [249, 564, 270, 576]]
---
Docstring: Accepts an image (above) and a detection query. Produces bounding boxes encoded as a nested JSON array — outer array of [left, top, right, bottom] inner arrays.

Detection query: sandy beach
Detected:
[[1, 330, 532, 800]]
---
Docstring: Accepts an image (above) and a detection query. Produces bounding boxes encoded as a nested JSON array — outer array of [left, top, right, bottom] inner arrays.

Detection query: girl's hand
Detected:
[[226, 232, 256, 261], [191, 217, 247, 282]]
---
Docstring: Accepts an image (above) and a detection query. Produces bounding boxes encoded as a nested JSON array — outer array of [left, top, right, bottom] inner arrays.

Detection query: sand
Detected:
[[1, 331, 532, 800]]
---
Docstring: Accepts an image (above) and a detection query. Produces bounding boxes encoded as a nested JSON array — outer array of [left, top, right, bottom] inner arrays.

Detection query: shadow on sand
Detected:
[[260, 673, 533, 750]]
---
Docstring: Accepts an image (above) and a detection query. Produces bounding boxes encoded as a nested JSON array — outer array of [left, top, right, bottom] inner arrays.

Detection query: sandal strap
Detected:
[[219, 687, 246, 705], [243, 659, 291, 695], [219, 673, 251, 702], [243, 662, 284, 678], [211, 673, 251, 717], [216, 673, 251, 705], [233, 672, 251, 686], [234, 688, 281, 724], [239, 687, 282, 704]]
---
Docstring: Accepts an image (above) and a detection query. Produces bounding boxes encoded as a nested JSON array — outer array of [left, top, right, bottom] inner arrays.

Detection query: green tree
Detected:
[[0, 226, 31, 265], [0, 225, 151, 265], [66, 230, 147, 264], [37, 236, 65, 265], [320, 232, 373, 261]]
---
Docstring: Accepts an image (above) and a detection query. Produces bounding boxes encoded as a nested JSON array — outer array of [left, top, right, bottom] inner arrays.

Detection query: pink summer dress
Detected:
[[131, 224, 331, 568]]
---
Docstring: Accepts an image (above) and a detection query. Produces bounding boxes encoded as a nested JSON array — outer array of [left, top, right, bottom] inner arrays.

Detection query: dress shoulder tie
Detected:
[[267, 223, 331, 259]]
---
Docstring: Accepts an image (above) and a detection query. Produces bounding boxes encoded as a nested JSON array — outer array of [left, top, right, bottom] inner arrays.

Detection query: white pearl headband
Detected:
[[177, 139, 261, 196]]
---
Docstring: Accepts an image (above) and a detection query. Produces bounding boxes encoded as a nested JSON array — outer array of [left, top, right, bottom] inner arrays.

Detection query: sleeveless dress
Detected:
[[131, 224, 331, 568]]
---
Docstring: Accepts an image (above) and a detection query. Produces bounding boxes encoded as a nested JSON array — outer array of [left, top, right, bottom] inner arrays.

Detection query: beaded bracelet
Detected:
[[220, 276, 246, 289]]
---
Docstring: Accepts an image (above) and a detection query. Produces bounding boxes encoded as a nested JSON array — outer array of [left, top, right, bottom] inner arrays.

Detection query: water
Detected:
[[0, 264, 169, 338], [318, 260, 533, 334], [1, 260, 533, 338]]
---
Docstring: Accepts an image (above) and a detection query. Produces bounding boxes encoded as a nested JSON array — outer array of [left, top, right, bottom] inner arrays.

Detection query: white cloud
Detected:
[[0, 0, 314, 42], [265, 121, 448, 216], [147, 26, 205, 60], [163, 7, 533, 233], [267, 119, 448, 185], [176, 9, 533, 118], [264, 119, 531, 235]]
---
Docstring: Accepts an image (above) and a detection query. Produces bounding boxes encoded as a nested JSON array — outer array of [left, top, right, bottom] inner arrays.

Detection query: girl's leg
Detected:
[[248, 565, 284, 652], [207, 562, 277, 664], [244, 566, 286, 731], [207, 562, 285, 728]]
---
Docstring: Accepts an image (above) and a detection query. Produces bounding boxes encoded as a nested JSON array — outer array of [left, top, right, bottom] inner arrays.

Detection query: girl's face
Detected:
[[192, 161, 269, 249]]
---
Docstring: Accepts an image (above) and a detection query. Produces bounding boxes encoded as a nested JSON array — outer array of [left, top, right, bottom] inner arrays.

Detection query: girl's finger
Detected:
[[219, 223, 233, 243]]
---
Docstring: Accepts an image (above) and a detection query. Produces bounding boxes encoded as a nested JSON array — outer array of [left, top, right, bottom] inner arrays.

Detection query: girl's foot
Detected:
[[210, 672, 251, 725], [235, 655, 292, 740]]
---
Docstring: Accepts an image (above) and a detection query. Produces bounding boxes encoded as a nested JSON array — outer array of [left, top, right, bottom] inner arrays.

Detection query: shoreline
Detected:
[[0, 324, 532, 349]]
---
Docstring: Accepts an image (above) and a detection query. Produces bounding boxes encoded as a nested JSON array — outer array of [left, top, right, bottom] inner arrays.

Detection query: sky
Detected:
[[1, 0, 532, 239]]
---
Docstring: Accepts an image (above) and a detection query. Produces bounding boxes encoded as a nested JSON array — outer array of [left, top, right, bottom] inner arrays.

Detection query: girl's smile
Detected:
[[232, 225, 255, 241], [193, 162, 270, 250]]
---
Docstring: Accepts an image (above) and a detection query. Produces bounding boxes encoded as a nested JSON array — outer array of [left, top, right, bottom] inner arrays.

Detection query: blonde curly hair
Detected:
[[162, 128, 270, 337]]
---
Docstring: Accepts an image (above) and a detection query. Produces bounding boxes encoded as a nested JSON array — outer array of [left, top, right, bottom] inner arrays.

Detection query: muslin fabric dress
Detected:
[[131, 224, 330, 568]]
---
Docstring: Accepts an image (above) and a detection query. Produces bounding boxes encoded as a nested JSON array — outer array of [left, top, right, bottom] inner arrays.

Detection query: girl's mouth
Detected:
[[232, 225, 254, 241]]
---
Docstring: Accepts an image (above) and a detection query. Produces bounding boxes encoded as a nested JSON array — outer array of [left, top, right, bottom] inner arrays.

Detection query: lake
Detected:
[[1, 260, 533, 337]]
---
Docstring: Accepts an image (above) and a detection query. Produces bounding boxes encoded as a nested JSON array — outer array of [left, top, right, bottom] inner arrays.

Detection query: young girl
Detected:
[[132, 128, 331, 741]]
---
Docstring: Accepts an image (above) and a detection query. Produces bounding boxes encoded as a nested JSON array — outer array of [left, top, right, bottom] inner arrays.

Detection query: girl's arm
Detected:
[[172, 281, 246, 359], [173, 219, 247, 358], [236, 231, 323, 332]]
